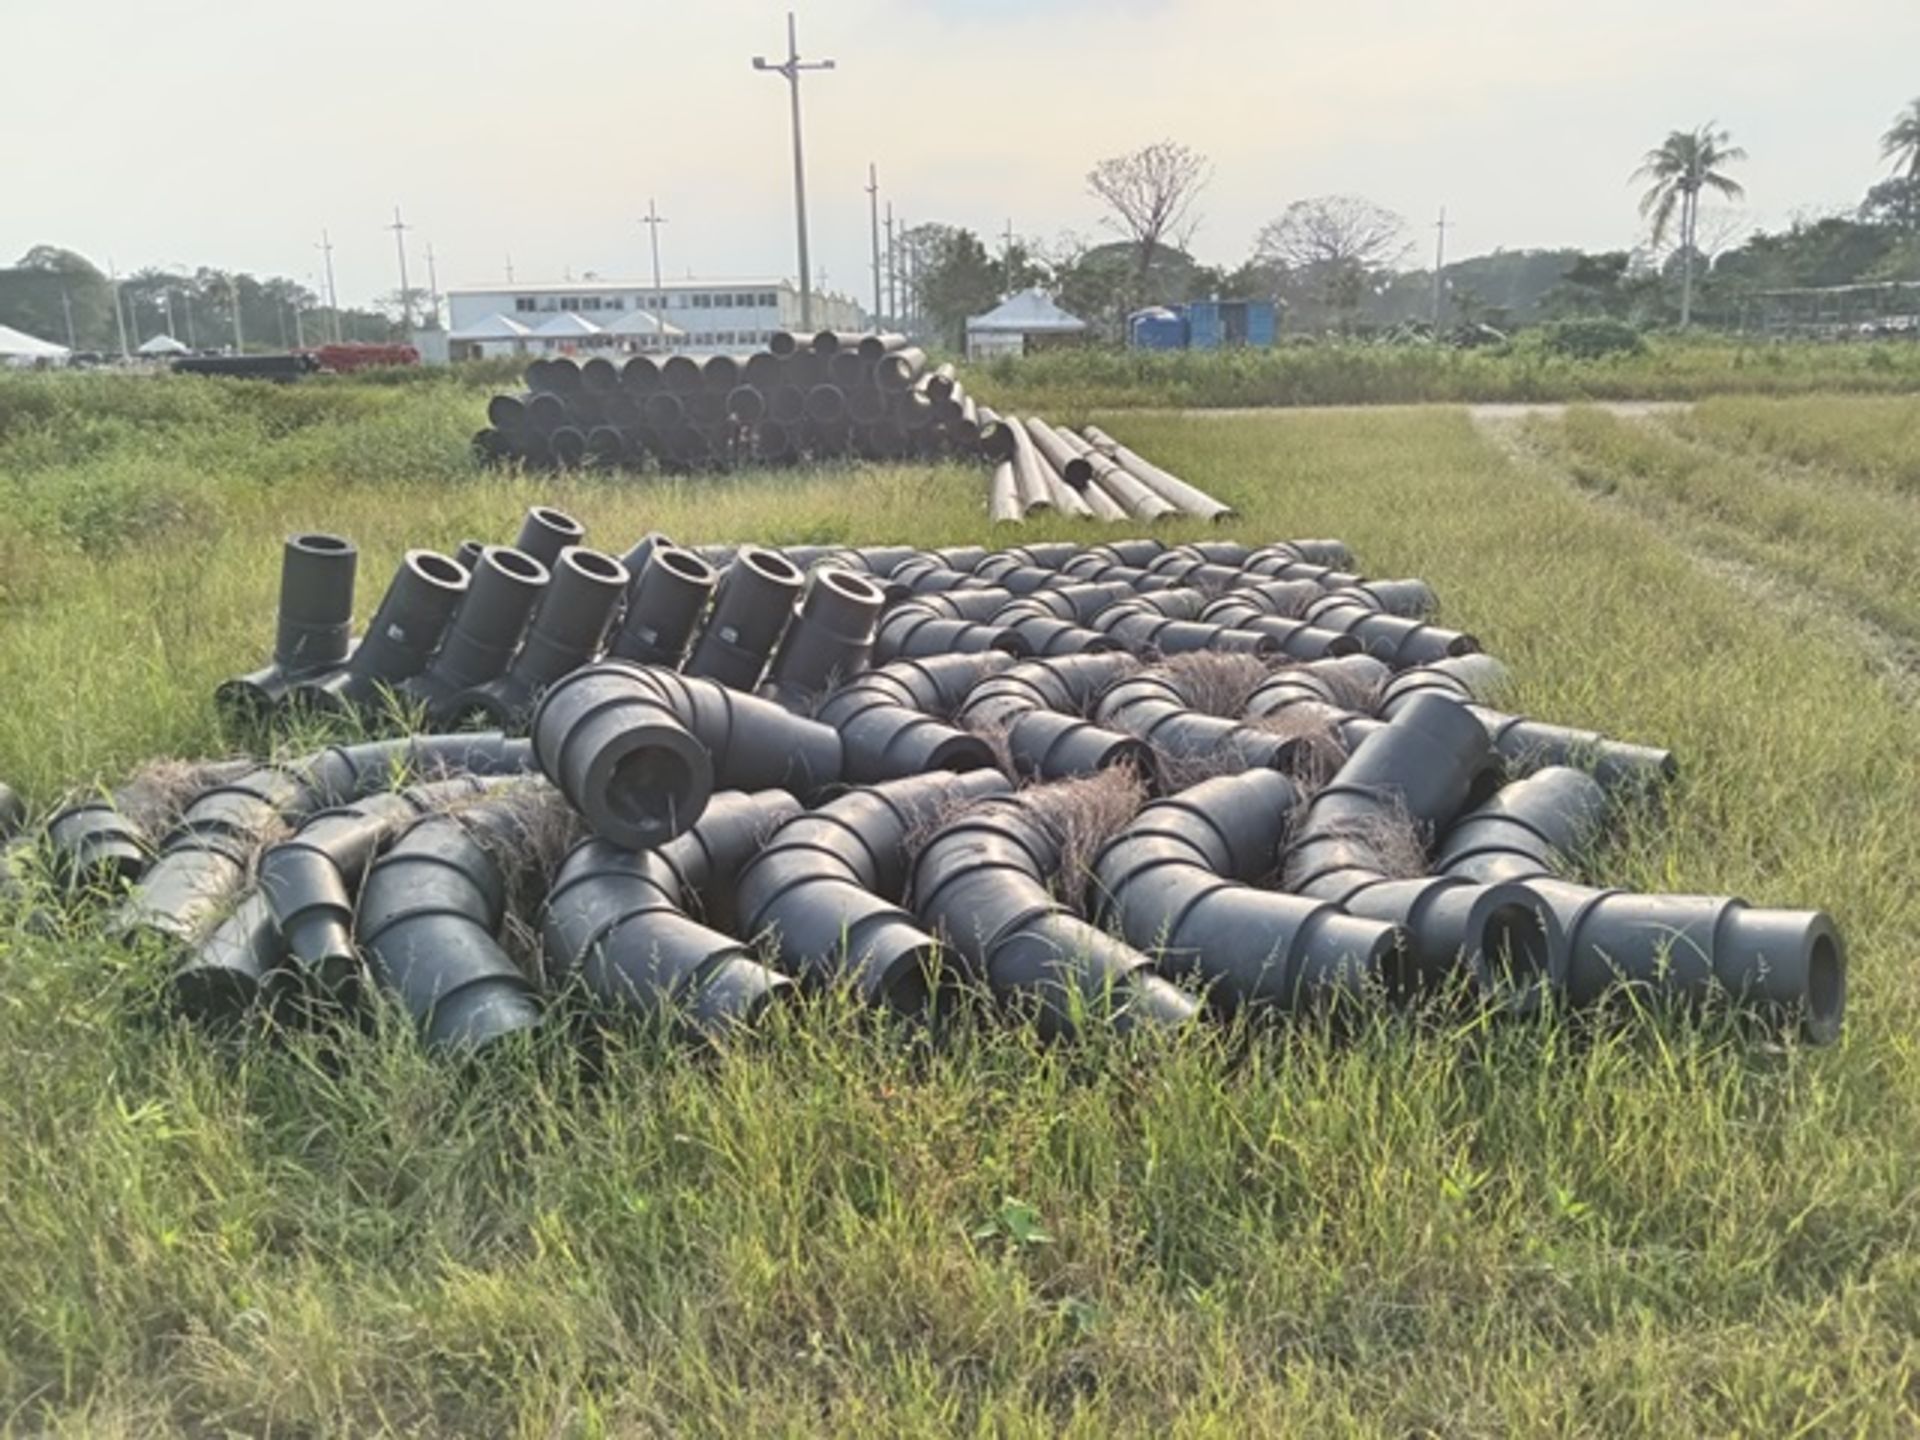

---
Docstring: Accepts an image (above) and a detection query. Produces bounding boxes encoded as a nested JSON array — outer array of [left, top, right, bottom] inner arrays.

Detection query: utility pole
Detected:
[[640, 198, 667, 306], [59, 285, 77, 349], [425, 240, 441, 328], [108, 261, 130, 358], [866, 163, 882, 326], [753, 11, 835, 332], [228, 273, 244, 352], [899, 216, 913, 334], [389, 206, 413, 333], [1431, 206, 1449, 332], [317, 229, 342, 343], [164, 286, 179, 340], [1003, 217, 1017, 297], [182, 289, 197, 348], [505, 252, 515, 283], [884, 202, 897, 326]]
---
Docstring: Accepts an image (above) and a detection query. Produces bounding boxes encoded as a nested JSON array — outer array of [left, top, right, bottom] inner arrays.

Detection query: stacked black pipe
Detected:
[[470, 334, 1234, 524], [10, 527, 1844, 1057]]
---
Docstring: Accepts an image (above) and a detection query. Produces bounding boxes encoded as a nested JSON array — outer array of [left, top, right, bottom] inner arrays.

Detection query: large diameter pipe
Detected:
[[608, 545, 717, 668], [1082, 425, 1237, 522], [1023, 417, 1095, 489], [1057, 430, 1178, 523]]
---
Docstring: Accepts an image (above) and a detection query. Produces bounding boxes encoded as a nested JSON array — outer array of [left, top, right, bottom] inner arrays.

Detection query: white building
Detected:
[[445, 278, 864, 357]]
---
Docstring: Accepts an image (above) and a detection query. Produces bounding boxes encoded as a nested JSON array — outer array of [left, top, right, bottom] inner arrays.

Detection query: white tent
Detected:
[[965, 288, 1088, 359], [530, 311, 603, 337], [603, 308, 684, 338], [448, 312, 531, 342], [0, 323, 71, 365], [137, 333, 190, 356]]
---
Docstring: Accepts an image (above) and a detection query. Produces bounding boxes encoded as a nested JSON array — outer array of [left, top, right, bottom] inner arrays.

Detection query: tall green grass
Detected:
[[1677, 394, 1920, 495], [0, 380, 1917, 1433], [970, 337, 1920, 413]]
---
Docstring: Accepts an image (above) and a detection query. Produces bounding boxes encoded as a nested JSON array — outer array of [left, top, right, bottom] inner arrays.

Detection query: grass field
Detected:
[[971, 337, 1920, 413], [2, 374, 1918, 1434]]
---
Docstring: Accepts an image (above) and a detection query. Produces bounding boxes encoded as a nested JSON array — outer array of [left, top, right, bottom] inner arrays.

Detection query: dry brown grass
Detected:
[[1158, 652, 1278, 716], [1018, 768, 1149, 912]]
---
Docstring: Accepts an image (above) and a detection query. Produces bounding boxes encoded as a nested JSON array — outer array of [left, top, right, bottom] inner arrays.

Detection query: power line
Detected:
[[752, 11, 835, 332], [884, 201, 897, 326]]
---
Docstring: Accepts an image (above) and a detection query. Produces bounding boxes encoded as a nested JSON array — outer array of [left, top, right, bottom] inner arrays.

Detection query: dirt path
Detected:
[[1473, 410, 1920, 709]]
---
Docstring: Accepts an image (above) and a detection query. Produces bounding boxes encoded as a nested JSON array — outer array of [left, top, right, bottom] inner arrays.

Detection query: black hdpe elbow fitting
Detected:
[[1303, 597, 1479, 668], [257, 778, 487, 1009], [608, 545, 717, 668], [1281, 695, 1559, 999], [1522, 881, 1845, 1043], [683, 546, 805, 691], [297, 732, 536, 806], [1243, 655, 1392, 721], [1206, 578, 1325, 621], [532, 663, 842, 848], [357, 808, 542, 1053], [1325, 578, 1441, 621], [405, 546, 551, 716], [1434, 766, 1610, 886], [533, 664, 714, 849], [994, 611, 1118, 658], [1094, 607, 1279, 658], [1094, 673, 1294, 773], [216, 532, 360, 719], [1196, 597, 1364, 661], [543, 789, 801, 1034], [169, 891, 280, 1025], [513, 506, 587, 567], [1091, 770, 1400, 1012], [43, 801, 149, 892], [910, 792, 1199, 1037], [1470, 707, 1678, 796], [873, 608, 1027, 663], [765, 567, 887, 698], [1375, 654, 1513, 715], [813, 674, 1001, 782], [823, 652, 1019, 723], [337, 550, 470, 706], [457, 547, 630, 727], [915, 587, 1020, 622], [116, 764, 316, 946], [736, 770, 1011, 1012], [999, 710, 1157, 786]]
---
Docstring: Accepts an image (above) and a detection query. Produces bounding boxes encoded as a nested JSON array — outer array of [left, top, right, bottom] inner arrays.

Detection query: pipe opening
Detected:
[[882, 947, 937, 1017], [531, 506, 582, 534], [486, 548, 548, 583], [821, 569, 884, 606], [565, 549, 625, 582], [658, 549, 715, 583], [1807, 933, 1844, 1023], [741, 548, 803, 586], [293, 533, 352, 554], [606, 747, 700, 840], [1482, 904, 1553, 990], [409, 551, 467, 588]]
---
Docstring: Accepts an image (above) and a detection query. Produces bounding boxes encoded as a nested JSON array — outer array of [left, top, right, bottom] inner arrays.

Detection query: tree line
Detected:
[[900, 98, 1920, 346], [0, 247, 404, 354]]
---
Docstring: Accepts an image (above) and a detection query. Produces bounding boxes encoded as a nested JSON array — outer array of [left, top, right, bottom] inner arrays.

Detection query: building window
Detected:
[[760, 291, 778, 307], [514, 297, 536, 312], [692, 293, 712, 309]]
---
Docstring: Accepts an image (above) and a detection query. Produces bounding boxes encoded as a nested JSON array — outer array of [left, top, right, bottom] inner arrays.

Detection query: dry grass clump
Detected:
[[1158, 652, 1278, 717], [1247, 706, 1352, 792], [1018, 767, 1149, 912]]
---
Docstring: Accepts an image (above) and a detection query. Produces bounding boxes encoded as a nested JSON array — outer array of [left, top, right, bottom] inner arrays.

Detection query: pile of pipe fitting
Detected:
[[470, 330, 1234, 526], [8, 512, 1845, 1056]]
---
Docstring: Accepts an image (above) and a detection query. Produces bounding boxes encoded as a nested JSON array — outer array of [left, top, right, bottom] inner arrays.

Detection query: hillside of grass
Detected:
[[0, 375, 1916, 1434]]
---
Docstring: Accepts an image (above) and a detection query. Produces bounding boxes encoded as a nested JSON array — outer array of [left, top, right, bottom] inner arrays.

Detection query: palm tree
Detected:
[[1884, 98, 1920, 179], [1633, 123, 1747, 328]]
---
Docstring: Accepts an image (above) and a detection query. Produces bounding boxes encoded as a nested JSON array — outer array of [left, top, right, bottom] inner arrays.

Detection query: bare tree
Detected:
[[1086, 140, 1211, 282], [1253, 196, 1411, 326]]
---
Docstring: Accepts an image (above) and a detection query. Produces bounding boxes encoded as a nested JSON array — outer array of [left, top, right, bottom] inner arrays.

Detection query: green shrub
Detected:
[[1537, 319, 1648, 360]]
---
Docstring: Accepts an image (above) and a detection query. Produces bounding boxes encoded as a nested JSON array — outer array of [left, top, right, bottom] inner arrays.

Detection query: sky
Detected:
[[5, 0, 1917, 309]]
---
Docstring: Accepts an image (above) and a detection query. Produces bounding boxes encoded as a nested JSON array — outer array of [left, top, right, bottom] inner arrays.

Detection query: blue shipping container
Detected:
[[1129, 307, 1187, 350], [1187, 300, 1276, 350]]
